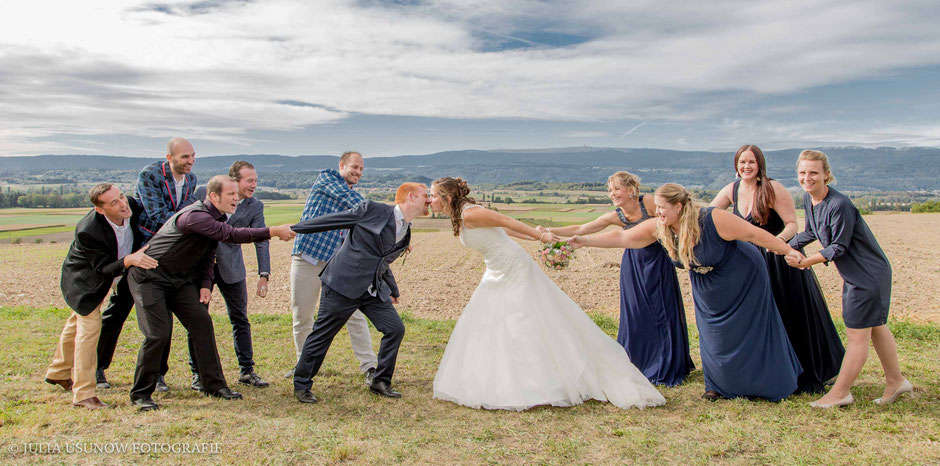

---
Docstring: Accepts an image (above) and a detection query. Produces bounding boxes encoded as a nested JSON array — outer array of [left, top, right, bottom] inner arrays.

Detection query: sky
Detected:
[[1, 0, 939, 158]]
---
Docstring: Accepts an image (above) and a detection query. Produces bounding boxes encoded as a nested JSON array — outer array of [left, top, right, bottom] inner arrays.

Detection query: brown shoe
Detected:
[[72, 396, 107, 409], [45, 377, 73, 391]]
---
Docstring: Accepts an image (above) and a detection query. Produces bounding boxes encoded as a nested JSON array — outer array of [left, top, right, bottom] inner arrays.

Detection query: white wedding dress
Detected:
[[432, 206, 666, 411]]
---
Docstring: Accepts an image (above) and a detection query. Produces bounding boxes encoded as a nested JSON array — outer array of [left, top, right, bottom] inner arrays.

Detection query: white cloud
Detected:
[[0, 0, 938, 155]]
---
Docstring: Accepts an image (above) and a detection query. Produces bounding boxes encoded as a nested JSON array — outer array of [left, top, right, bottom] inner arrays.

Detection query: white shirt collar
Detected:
[[104, 215, 126, 230], [393, 204, 406, 225]]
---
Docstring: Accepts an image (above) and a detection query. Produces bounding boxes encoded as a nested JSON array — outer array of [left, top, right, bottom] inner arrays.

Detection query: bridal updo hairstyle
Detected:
[[432, 177, 477, 236], [734, 144, 776, 225], [654, 183, 702, 269]]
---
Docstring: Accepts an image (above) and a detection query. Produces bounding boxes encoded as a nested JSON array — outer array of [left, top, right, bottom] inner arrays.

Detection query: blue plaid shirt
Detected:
[[292, 169, 364, 261], [135, 160, 197, 241]]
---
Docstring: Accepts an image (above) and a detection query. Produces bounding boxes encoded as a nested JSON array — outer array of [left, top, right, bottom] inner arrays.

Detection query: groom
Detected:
[[290, 182, 429, 403]]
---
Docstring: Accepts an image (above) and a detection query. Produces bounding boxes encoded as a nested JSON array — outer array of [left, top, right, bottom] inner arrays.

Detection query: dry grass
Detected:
[[1, 307, 937, 464], [0, 211, 938, 463]]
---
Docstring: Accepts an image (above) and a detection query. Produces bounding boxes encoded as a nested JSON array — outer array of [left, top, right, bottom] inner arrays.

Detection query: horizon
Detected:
[[4, 144, 938, 160]]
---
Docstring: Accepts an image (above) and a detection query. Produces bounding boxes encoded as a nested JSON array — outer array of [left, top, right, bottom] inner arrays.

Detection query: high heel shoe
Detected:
[[809, 393, 853, 409], [873, 379, 913, 405]]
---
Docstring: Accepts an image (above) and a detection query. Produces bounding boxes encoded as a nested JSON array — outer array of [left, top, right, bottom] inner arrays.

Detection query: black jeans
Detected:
[[128, 270, 229, 400]]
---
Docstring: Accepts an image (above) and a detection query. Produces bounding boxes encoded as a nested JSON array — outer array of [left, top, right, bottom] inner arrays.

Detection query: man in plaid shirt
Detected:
[[135, 137, 198, 240], [287, 151, 378, 382], [104, 137, 197, 393]]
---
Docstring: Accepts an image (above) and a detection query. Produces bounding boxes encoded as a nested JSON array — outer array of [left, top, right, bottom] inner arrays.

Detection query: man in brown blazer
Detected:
[[45, 183, 156, 408]]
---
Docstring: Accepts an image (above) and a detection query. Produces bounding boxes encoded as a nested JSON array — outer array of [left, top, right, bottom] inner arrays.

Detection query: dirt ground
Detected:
[[0, 212, 937, 324]]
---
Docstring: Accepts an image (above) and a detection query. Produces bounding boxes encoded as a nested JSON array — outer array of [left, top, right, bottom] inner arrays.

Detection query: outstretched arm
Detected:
[[711, 208, 803, 263], [292, 201, 368, 234], [568, 218, 658, 250], [463, 207, 557, 243], [540, 211, 623, 237]]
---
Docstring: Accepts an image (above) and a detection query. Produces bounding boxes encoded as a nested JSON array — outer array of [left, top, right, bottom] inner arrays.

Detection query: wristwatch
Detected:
[[259, 273, 270, 279]]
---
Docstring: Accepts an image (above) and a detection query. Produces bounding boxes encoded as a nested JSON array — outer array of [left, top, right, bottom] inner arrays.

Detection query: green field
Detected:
[[0, 195, 818, 243], [1, 305, 937, 463]]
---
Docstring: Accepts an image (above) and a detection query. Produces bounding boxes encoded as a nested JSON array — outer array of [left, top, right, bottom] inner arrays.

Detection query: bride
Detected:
[[429, 177, 666, 411]]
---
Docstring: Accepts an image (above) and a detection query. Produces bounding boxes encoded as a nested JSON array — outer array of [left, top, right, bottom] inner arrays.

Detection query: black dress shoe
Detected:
[[702, 390, 723, 402], [294, 389, 318, 404], [364, 367, 376, 386], [369, 380, 402, 398], [191, 374, 203, 392], [131, 397, 159, 411], [45, 377, 73, 391], [206, 387, 243, 400], [96, 369, 110, 389], [238, 372, 270, 388], [155, 375, 169, 393]]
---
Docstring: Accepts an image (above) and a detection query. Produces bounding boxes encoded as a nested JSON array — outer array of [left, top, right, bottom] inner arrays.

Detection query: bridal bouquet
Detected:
[[540, 241, 575, 270]]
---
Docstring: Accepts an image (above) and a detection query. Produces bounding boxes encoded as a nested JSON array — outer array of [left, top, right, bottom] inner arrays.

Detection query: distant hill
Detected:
[[1, 147, 938, 191]]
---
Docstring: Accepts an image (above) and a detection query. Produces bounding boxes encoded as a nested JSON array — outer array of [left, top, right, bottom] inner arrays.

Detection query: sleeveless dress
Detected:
[[432, 205, 666, 411], [677, 207, 802, 401], [615, 198, 693, 386], [731, 181, 844, 394]]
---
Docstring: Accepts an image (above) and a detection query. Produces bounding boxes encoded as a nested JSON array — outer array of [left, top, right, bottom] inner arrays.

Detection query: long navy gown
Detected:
[[730, 181, 844, 394], [679, 207, 802, 401], [615, 199, 693, 386]]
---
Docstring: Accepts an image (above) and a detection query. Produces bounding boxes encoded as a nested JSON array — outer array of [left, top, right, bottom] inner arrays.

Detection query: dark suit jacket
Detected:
[[292, 201, 409, 302], [60, 197, 145, 315], [194, 187, 270, 284]]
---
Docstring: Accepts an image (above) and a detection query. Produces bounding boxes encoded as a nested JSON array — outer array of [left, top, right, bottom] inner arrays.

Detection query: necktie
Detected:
[[395, 218, 408, 243]]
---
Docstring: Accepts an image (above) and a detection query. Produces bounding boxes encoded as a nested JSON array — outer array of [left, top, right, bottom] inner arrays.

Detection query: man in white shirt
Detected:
[[47, 184, 156, 408]]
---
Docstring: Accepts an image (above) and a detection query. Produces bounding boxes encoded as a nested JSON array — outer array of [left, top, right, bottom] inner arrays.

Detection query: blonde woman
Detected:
[[538, 172, 692, 386], [570, 183, 804, 402], [788, 150, 911, 408]]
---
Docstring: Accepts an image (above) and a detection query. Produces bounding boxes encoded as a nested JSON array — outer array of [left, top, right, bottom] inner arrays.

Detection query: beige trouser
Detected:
[[290, 256, 377, 372], [46, 300, 104, 403]]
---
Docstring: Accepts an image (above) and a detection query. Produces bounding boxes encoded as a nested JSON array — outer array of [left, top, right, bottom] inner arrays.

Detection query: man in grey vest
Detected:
[[127, 175, 295, 411], [192, 161, 271, 389]]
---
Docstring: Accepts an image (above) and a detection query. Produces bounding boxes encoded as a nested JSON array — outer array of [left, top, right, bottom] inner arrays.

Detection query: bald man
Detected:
[[136, 137, 198, 241], [103, 137, 198, 393]]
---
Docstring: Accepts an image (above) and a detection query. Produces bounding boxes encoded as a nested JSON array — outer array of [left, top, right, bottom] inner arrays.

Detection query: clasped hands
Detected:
[[534, 225, 561, 243], [270, 224, 297, 241], [784, 249, 810, 269]]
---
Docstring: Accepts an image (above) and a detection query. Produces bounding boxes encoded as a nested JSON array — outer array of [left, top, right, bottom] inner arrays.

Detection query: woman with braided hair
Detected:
[[570, 183, 804, 402], [429, 177, 665, 411]]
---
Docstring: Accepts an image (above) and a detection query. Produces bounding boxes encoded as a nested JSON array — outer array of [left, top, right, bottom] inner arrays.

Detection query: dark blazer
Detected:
[[60, 197, 144, 315], [195, 187, 270, 284], [292, 201, 409, 302]]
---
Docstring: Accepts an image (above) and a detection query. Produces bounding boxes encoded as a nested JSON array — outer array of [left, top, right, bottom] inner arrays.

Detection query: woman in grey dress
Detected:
[[788, 150, 913, 408]]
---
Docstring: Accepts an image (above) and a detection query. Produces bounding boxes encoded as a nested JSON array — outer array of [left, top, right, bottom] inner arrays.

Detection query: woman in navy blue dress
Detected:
[[569, 183, 803, 401], [541, 172, 692, 386], [788, 150, 912, 408], [712, 145, 844, 394]]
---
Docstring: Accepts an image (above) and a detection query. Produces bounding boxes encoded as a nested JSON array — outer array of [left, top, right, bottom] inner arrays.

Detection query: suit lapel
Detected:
[[380, 210, 398, 254], [94, 212, 119, 256]]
